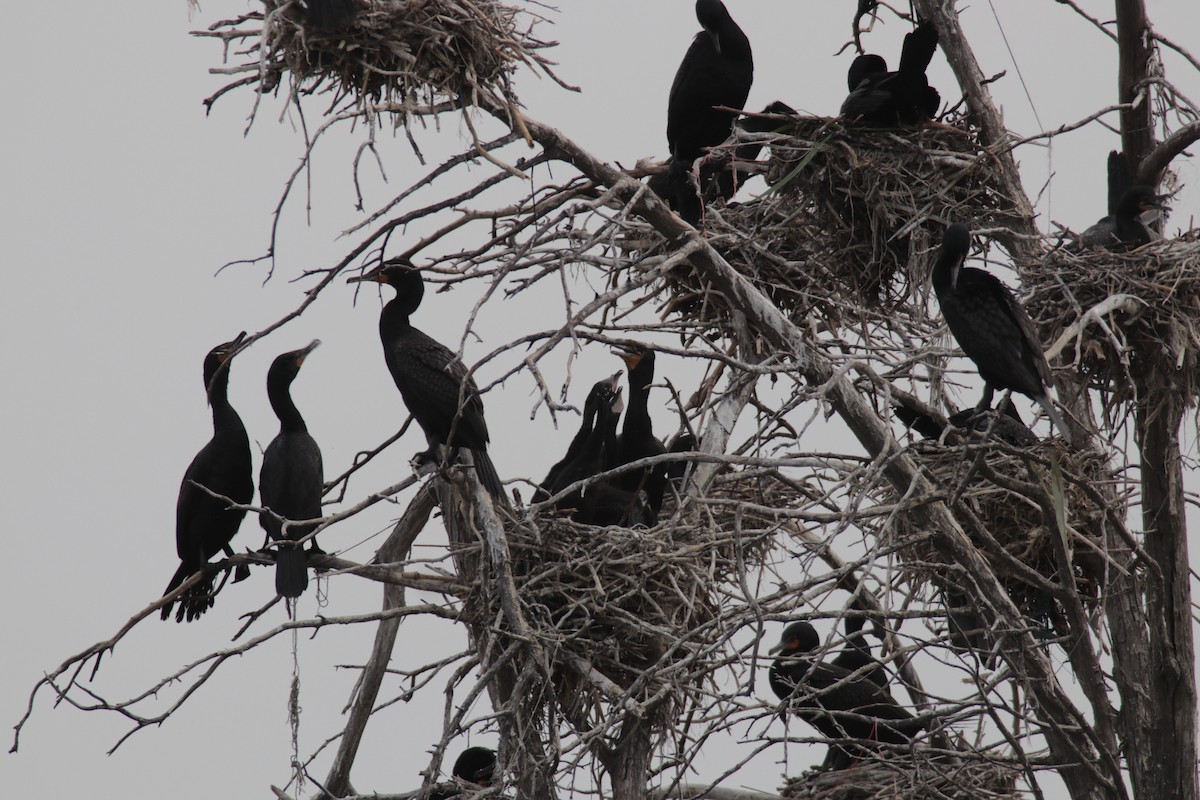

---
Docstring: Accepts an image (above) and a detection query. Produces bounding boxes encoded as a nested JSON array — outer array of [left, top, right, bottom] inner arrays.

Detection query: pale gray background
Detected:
[[5, 1, 1200, 796]]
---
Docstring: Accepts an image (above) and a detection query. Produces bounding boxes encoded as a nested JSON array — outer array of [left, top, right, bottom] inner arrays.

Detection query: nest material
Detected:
[[891, 439, 1111, 616], [1026, 234, 1200, 408], [782, 757, 1020, 800], [203, 0, 548, 111]]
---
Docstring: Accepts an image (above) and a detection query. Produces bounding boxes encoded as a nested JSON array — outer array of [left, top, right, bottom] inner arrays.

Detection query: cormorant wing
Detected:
[[388, 328, 491, 451]]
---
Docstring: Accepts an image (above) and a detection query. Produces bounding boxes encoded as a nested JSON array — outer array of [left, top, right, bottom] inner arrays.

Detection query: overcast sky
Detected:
[[5, 1, 1200, 797]]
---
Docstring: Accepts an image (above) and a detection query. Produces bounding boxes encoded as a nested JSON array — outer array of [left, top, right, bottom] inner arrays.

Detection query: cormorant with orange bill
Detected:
[[768, 621, 927, 770], [161, 334, 254, 623], [259, 341, 324, 600], [931, 223, 1068, 439], [613, 345, 669, 518], [348, 262, 506, 501], [841, 20, 940, 126]]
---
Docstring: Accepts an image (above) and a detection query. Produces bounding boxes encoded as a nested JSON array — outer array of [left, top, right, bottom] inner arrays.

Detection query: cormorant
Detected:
[[161, 334, 254, 623], [931, 223, 1067, 437], [830, 616, 889, 691], [348, 262, 506, 501], [537, 373, 623, 512], [667, 0, 754, 165], [259, 340, 324, 600], [1079, 185, 1167, 249], [534, 376, 613, 504], [304, 0, 357, 31], [428, 746, 497, 800], [841, 20, 940, 126], [892, 395, 1038, 446], [769, 621, 926, 769], [1106, 150, 1131, 217], [613, 346, 668, 516]]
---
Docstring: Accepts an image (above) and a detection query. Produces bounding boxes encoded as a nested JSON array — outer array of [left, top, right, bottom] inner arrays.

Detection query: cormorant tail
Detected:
[[160, 562, 194, 620], [897, 21, 938, 76], [161, 564, 215, 623], [275, 547, 309, 599], [471, 449, 507, 503]]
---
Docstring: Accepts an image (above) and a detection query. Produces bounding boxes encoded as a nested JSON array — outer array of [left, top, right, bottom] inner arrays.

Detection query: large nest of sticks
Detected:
[[200, 0, 551, 111], [712, 115, 1015, 308], [890, 439, 1112, 615], [782, 757, 1020, 800], [1025, 234, 1200, 409]]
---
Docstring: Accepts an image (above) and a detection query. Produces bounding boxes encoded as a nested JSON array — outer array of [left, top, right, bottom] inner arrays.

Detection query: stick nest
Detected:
[[891, 439, 1112, 614], [202, 0, 551, 112], [1026, 233, 1200, 409], [782, 756, 1020, 800]]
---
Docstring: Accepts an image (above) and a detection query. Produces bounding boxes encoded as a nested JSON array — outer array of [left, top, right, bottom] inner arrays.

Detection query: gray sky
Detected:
[[5, 1, 1200, 796]]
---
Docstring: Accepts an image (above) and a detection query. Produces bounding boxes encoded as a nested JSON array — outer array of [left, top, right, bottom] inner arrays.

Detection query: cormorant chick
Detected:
[[613, 346, 668, 518], [162, 334, 254, 623], [841, 20, 940, 126], [769, 621, 926, 770], [931, 223, 1068, 439], [259, 340, 324, 600], [1079, 185, 1167, 250], [348, 262, 506, 501]]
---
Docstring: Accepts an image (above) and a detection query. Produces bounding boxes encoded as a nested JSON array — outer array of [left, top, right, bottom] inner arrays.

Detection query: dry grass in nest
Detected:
[[1026, 233, 1200, 409], [891, 439, 1111, 615], [200, 0, 552, 112], [720, 115, 1014, 306], [782, 756, 1020, 800]]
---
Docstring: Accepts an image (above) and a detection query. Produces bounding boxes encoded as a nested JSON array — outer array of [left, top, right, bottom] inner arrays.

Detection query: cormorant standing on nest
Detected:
[[348, 262, 506, 501], [162, 334, 254, 623], [259, 341, 324, 600], [575, 385, 654, 527], [830, 616, 889, 691], [534, 376, 614, 504], [931, 223, 1068, 439], [841, 20, 940, 126], [304, 0, 356, 31], [613, 346, 668, 517], [891, 395, 1038, 446], [1079, 185, 1167, 249], [429, 745, 497, 800], [535, 374, 623, 511], [769, 621, 926, 769]]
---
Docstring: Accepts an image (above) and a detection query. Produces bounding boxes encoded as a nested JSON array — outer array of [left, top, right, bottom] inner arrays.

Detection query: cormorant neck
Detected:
[[379, 293, 415, 340], [208, 369, 243, 433], [269, 380, 307, 433]]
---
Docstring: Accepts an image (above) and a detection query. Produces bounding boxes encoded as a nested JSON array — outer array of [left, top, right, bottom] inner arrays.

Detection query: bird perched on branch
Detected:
[[429, 745, 497, 800], [841, 20, 940, 126], [891, 394, 1038, 446], [259, 340, 324, 600], [1079, 184, 1168, 250], [348, 262, 506, 501], [161, 334, 254, 623], [769, 621, 927, 770], [931, 223, 1068, 440]]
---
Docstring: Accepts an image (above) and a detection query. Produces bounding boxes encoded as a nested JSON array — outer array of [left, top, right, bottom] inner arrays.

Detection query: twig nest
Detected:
[[722, 115, 1013, 306], [781, 756, 1020, 800], [1026, 234, 1200, 408], [891, 439, 1112, 616], [201, 0, 549, 112]]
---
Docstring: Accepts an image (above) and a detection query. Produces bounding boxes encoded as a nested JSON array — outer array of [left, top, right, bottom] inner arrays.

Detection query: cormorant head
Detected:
[[613, 345, 657, 386], [586, 373, 624, 419], [696, 0, 732, 53], [939, 223, 971, 291], [451, 746, 497, 784], [1118, 185, 1169, 218], [347, 259, 425, 313], [202, 331, 247, 400], [846, 53, 887, 91], [768, 621, 820, 656], [267, 339, 321, 389]]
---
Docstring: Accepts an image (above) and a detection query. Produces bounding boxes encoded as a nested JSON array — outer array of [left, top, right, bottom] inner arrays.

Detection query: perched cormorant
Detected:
[[769, 621, 926, 769], [304, 0, 357, 31], [667, 0, 754, 165], [830, 616, 889, 691], [931, 223, 1067, 437], [841, 20, 940, 126], [348, 262, 506, 501], [428, 746, 497, 800], [259, 340, 324, 600], [161, 334, 254, 623], [613, 346, 668, 516], [892, 395, 1038, 446], [1079, 185, 1167, 249], [534, 376, 616, 504], [538, 374, 623, 513]]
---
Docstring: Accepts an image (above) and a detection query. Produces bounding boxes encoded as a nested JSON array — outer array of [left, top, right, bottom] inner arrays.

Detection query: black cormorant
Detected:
[[1106, 150, 1131, 217], [841, 20, 940, 126], [613, 346, 668, 515], [768, 621, 926, 769], [161, 334, 254, 623], [534, 376, 614, 504], [304, 0, 356, 31], [1079, 185, 1167, 249], [931, 223, 1067, 437], [259, 340, 324, 600], [348, 262, 506, 501], [892, 395, 1038, 446], [428, 746, 497, 800], [667, 0, 753, 164], [537, 374, 623, 512], [829, 616, 889, 691]]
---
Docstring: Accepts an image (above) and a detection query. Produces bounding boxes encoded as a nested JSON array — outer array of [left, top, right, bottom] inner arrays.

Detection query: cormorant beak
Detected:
[[218, 331, 249, 363], [950, 255, 964, 291], [296, 339, 322, 365], [768, 638, 791, 655], [606, 371, 623, 391], [707, 28, 722, 56], [611, 385, 626, 416], [347, 269, 386, 285], [1140, 195, 1169, 212], [614, 348, 643, 371]]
